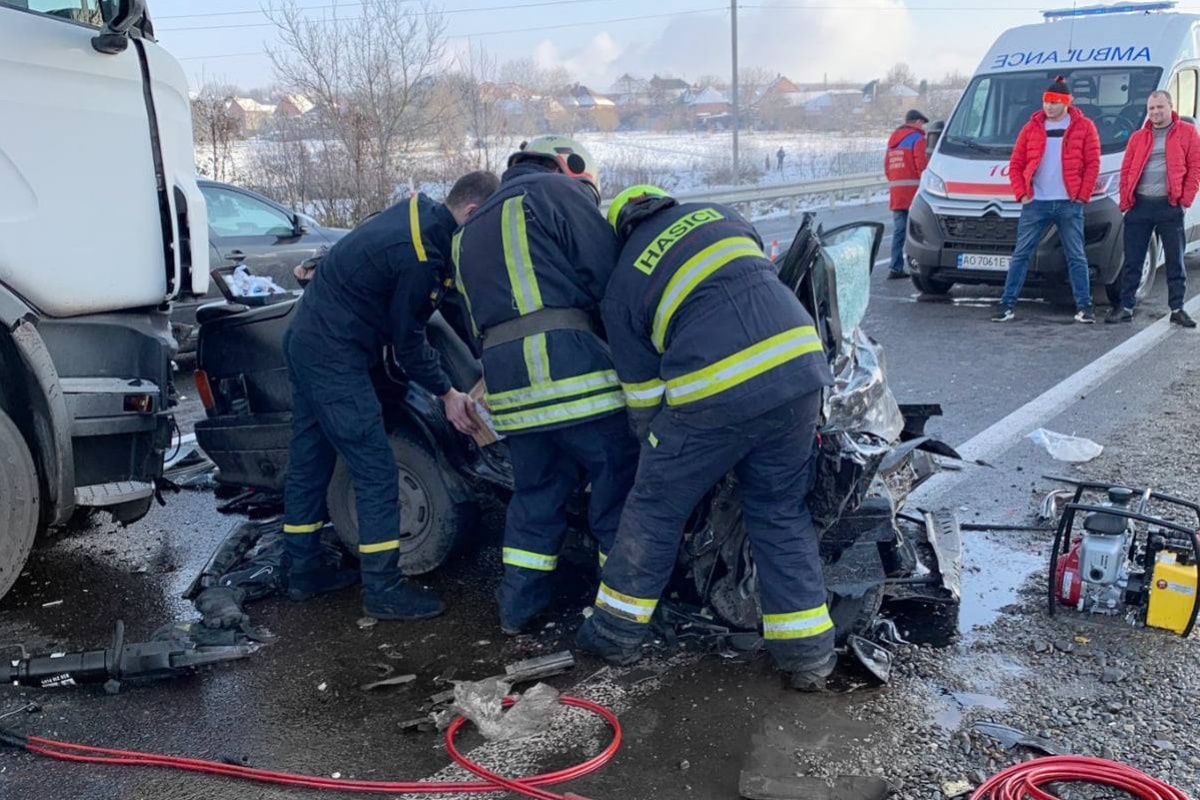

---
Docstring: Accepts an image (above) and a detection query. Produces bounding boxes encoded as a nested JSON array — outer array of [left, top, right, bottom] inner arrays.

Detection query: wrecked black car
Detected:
[[192, 214, 961, 641]]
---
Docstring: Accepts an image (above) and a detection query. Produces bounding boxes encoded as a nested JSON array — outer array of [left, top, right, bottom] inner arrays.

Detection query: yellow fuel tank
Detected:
[[1146, 552, 1198, 635]]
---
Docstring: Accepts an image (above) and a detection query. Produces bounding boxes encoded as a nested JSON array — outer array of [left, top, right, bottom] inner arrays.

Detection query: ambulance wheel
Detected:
[[0, 408, 39, 602], [328, 428, 471, 575], [911, 272, 953, 296]]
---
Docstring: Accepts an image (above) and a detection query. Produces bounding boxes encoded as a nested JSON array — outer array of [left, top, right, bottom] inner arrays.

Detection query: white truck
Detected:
[[0, 0, 208, 599], [907, 1, 1200, 305]]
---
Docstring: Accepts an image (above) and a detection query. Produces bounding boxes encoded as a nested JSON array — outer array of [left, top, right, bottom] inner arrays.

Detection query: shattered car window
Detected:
[[821, 225, 875, 336]]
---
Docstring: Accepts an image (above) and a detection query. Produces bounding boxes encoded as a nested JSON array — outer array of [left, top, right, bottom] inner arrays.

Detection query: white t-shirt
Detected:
[[1031, 115, 1071, 201]]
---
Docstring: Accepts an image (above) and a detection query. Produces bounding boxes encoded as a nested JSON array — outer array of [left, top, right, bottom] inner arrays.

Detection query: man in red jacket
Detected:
[[1108, 90, 1200, 327], [993, 77, 1100, 324], [884, 109, 929, 278]]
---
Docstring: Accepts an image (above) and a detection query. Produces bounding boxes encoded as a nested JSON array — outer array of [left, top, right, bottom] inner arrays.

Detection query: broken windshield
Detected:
[[942, 67, 1162, 158]]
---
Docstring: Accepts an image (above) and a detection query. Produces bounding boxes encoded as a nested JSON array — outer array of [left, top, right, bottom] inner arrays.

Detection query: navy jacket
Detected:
[[289, 194, 457, 395], [603, 198, 832, 437], [452, 163, 624, 434]]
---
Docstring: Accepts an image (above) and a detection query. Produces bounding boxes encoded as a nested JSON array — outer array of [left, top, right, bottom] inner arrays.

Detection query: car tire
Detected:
[[828, 584, 885, 645], [327, 427, 471, 575], [910, 272, 954, 295], [0, 408, 39, 601]]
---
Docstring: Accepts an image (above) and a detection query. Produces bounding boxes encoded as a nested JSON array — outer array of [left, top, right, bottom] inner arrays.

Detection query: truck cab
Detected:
[[0, 0, 208, 599], [906, 2, 1200, 305]]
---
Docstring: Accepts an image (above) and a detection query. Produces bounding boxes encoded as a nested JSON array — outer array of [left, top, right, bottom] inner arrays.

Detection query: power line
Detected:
[[158, 0, 619, 22], [171, 6, 726, 55]]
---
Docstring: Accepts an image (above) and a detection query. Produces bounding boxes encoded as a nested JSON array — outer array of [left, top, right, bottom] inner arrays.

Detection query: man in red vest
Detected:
[[884, 109, 929, 279]]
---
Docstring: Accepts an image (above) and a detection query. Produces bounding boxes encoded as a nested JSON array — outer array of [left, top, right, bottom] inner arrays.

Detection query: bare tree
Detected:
[[263, 0, 450, 226], [454, 42, 514, 173], [191, 77, 243, 182], [885, 62, 917, 90]]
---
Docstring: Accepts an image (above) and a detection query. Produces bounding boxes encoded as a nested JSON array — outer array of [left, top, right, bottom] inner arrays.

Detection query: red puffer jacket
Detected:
[[1008, 106, 1101, 203], [1118, 112, 1200, 212]]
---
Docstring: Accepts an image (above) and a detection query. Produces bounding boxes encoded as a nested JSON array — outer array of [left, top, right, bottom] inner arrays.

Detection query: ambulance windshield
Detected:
[[942, 67, 1163, 159]]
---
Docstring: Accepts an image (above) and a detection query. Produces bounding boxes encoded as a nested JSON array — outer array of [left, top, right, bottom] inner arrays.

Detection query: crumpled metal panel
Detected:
[[823, 327, 904, 443]]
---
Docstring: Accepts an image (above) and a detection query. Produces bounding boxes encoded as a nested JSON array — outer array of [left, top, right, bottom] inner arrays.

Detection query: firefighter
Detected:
[[452, 136, 639, 635], [575, 184, 836, 691], [884, 109, 929, 279], [282, 171, 499, 620]]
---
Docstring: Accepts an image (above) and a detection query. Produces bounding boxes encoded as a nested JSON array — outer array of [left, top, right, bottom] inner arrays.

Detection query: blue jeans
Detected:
[[1001, 200, 1092, 309], [890, 210, 908, 273]]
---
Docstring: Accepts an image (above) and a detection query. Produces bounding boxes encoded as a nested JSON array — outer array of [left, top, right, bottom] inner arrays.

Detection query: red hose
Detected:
[[972, 755, 1191, 800], [18, 695, 618, 800]]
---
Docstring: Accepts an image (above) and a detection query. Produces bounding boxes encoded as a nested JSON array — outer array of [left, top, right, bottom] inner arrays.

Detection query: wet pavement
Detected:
[[2, 218, 1200, 798]]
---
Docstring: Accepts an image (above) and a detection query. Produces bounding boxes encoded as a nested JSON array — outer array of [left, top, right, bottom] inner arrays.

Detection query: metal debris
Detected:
[[972, 721, 1058, 755], [360, 673, 417, 692]]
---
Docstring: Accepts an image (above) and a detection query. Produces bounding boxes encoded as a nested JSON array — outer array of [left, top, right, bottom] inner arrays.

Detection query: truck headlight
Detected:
[[922, 169, 948, 198]]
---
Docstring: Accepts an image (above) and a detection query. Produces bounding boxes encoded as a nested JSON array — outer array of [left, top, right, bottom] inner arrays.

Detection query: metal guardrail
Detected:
[[600, 172, 887, 215]]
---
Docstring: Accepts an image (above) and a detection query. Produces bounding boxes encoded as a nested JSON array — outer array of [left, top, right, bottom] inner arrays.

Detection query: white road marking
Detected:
[[910, 291, 1200, 508]]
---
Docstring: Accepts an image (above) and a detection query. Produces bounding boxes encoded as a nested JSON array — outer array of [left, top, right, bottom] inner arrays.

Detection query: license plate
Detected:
[[957, 253, 1011, 272]]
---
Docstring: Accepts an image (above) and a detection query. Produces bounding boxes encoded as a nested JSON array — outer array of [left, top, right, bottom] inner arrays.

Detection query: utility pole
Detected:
[[730, 0, 739, 184]]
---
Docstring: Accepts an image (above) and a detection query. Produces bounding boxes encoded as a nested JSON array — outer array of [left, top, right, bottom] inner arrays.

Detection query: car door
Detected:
[[201, 183, 326, 290]]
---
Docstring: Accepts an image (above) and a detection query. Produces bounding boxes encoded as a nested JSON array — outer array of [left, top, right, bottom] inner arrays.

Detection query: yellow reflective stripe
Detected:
[[651, 236, 763, 352], [492, 390, 625, 432], [359, 539, 401, 554], [648, 432, 659, 448], [502, 547, 558, 571], [762, 604, 834, 640], [598, 550, 608, 568], [523, 332, 550, 385], [595, 582, 657, 624], [621, 378, 665, 408], [502, 195, 543, 315], [283, 522, 324, 534], [665, 326, 823, 406], [409, 196, 427, 262], [451, 231, 480, 339], [487, 370, 619, 411]]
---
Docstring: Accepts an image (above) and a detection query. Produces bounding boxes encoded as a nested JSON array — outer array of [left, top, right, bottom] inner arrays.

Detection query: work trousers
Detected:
[[282, 331, 401, 592], [587, 392, 834, 671], [498, 411, 639, 623], [890, 209, 909, 274]]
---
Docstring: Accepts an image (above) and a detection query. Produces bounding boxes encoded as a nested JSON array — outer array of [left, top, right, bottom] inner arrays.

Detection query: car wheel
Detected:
[[828, 584, 885, 645], [0, 408, 39, 601], [327, 428, 472, 575], [911, 271, 954, 295]]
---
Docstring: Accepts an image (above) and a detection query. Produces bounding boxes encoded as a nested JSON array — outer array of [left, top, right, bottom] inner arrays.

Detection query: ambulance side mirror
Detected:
[[926, 121, 945, 154]]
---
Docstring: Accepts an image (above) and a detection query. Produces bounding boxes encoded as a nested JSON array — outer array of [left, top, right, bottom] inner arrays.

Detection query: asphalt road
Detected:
[[2, 201, 1199, 799]]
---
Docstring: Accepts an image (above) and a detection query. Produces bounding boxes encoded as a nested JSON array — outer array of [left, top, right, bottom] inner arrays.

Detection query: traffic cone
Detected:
[[769, 239, 780, 261]]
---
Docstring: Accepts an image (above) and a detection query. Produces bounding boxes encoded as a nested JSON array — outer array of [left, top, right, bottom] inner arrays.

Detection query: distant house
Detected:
[[225, 97, 276, 132], [649, 75, 690, 101], [561, 84, 617, 109], [889, 84, 921, 99], [798, 89, 863, 112], [687, 85, 731, 116], [276, 94, 315, 117]]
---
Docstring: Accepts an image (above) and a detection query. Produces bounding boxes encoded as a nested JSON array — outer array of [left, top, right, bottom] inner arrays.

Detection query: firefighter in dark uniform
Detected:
[[576, 184, 837, 691], [282, 171, 499, 620], [452, 136, 639, 635]]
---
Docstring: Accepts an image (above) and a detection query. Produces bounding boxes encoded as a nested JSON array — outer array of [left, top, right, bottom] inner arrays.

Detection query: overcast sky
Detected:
[[155, 0, 1183, 91]]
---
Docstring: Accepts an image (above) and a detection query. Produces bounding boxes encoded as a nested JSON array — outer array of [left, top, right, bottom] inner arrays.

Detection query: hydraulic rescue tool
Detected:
[[3, 621, 256, 693], [1049, 481, 1200, 636]]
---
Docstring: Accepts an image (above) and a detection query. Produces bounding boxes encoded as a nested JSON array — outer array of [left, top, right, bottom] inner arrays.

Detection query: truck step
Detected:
[[74, 481, 154, 508]]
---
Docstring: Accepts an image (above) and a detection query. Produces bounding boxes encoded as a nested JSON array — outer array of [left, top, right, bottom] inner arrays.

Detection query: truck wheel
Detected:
[[910, 272, 953, 295], [0, 409, 39, 601], [327, 428, 471, 575]]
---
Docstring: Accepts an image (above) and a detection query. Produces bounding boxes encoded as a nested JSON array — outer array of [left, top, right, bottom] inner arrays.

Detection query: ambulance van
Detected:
[[906, 2, 1200, 305]]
